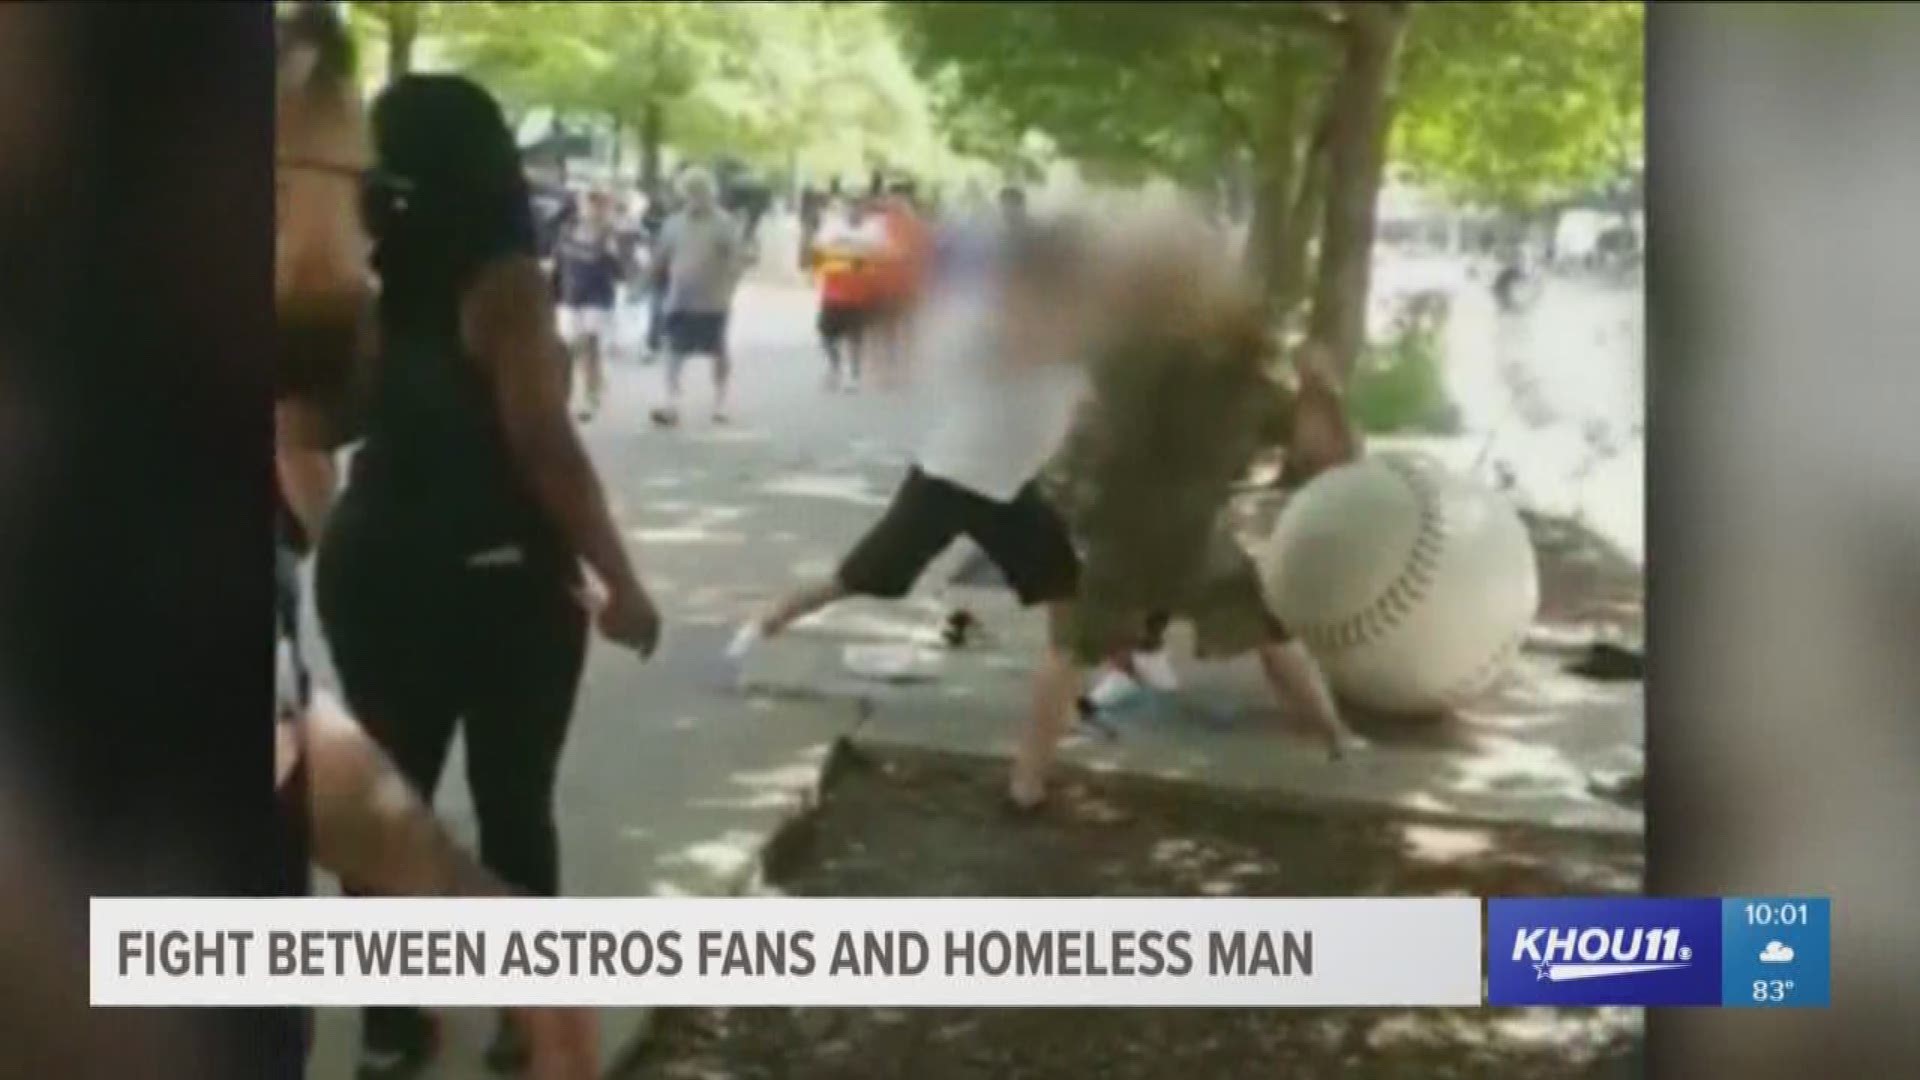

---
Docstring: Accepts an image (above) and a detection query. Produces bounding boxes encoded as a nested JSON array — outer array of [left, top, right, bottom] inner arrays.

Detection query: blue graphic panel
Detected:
[[1487, 898, 1722, 1006], [1720, 898, 1830, 1007]]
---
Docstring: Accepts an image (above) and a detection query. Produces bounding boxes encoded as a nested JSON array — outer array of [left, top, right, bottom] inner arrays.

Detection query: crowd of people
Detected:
[[272, 4, 1365, 1077], [526, 163, 1028, 425]]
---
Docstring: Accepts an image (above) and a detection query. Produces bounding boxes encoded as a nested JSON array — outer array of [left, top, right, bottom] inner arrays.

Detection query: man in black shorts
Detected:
[[726, 226, 1100, 809]]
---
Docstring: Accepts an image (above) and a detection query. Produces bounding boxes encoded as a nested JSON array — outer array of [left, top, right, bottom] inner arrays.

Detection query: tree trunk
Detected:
[[1243, 76, 1301, 305], [385, 3, 418, 86], [608, 113, 624, 178], [1307, 3, 1410, 382], [1274, 141, 1329, 325], [640, 99, 664, 189]]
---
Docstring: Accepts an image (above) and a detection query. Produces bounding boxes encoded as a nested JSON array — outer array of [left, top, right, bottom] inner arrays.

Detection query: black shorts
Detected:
[[818, 302, 871, 341], [666, 310, 729, 357], [838, 467, 1080, 606]]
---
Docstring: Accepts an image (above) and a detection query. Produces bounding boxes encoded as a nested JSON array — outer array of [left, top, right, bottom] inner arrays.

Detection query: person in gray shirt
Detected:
[[650, 167, 749, 426]]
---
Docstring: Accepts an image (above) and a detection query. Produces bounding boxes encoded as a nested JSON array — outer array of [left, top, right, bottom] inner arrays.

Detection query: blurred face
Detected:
[[1002, 251, 1099, 366], [586, 191, 613, 226], [682, 175, 716, 213]]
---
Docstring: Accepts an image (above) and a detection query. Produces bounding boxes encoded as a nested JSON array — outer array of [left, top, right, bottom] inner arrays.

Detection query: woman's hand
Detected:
[[576, 576, 662, 658]]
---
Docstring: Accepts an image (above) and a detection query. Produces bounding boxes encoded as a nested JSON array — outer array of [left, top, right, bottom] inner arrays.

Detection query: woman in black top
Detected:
[[314, 74, 660, 1078]]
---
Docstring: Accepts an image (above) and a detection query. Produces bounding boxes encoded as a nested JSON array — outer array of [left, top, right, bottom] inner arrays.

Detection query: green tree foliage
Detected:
[[895, 2, 1640, 211], [891, 1, 1642, 374], [347, 1, 976, 188], [683, 3, 946, 181], [1394, 2, 1644, 212], [894, 2, 1300, 187]]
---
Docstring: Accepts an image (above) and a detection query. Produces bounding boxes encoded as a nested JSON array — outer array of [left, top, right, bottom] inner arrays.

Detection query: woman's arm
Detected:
[[460, 256, 659, 654]]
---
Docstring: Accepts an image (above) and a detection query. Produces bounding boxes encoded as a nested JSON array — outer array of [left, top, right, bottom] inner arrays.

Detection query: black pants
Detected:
[[315, 523, 588, 1052]]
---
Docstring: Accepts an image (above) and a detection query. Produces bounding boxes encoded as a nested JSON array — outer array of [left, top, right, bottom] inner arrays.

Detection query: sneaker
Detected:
[[649, 407, 680, 428], [1131, 648, 1182, 693], [1086, 665, 1143, 711], [722, 621, 763, 690]]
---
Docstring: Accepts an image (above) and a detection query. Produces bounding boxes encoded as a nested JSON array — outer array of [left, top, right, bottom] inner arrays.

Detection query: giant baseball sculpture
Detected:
[[1257, 451, 1538, 714]]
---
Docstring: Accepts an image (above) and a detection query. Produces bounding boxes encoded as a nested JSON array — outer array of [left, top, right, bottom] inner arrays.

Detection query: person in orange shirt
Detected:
[[811, 197, 887, 392], [868, 183, 933, 384]]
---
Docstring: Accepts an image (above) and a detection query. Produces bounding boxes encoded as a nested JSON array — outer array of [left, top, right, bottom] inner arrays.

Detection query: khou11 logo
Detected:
[[1487, 898, 1724, 1006]]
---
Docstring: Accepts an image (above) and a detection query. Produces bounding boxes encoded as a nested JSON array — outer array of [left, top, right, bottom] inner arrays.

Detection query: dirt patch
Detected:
[[1523, 510, 1643, 642], [630, 747, 1643, 1080]]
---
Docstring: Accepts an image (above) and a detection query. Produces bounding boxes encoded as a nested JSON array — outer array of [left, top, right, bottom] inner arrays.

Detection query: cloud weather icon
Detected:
[[1759, 942, 1795, 964]]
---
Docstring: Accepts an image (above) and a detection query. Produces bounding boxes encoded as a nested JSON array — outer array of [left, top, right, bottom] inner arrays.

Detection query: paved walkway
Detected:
[[303, 262, 1644, 1077]]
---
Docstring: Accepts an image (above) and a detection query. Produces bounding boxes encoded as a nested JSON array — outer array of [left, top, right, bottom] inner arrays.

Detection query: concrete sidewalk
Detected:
[[753, 575, 1644, 841], [301, 272, 1643, 1076]]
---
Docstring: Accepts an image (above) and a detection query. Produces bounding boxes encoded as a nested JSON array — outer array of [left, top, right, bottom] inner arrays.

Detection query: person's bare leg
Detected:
[[581, 333, 603, 417], [560, 336, 579, 413], [653, 348, 685, 425], [1009, 602, 1084, 808], [724, 576, 851, 683], [758, 576, 848, 638], [1256, 639, 1366, 759], [711, 347, 732, 422]]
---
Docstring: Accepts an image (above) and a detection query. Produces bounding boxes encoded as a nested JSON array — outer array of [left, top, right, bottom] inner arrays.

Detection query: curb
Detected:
[[847, 730, 1643, 841], [602, 735, 858, 1077]]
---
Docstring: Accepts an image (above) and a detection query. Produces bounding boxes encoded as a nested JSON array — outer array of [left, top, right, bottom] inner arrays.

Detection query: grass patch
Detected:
[[1350, 293, 1462, 435]]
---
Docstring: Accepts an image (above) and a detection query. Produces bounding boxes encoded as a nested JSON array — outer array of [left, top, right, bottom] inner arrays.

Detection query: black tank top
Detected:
[[338, 277, 565, 572]]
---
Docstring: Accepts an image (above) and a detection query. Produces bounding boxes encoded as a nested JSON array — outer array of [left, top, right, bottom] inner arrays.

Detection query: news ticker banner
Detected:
[[95, 898, 1479, 1008], [90, 896, 1829, 1009]]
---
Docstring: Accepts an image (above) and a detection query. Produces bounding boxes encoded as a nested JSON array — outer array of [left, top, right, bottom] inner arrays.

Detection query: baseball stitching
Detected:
[[1439, 623, 1529, 708], [1290, 453, 1530, 708], [1292, 453, 1447, 658]]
